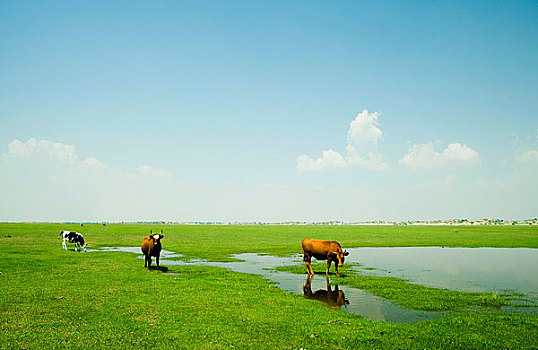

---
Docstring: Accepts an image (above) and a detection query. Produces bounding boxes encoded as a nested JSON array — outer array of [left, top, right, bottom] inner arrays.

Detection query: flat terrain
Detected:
[[0, 223, 537, 349]]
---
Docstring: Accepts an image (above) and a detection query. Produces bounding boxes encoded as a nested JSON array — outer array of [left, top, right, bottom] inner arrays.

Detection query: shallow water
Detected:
[[346, 248, 538, 301], [89, 247, 537, 322], [202, 253, 437, 323]]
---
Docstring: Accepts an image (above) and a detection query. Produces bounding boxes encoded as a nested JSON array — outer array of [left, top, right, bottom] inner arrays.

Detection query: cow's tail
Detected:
[[301, 242, 308, 261]]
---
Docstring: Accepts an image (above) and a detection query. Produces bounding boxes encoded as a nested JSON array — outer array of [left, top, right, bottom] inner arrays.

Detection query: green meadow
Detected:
[[0, 223, 537, 349]]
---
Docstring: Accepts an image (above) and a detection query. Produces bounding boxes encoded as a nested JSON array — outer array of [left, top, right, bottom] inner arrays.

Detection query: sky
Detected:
[[1, 1, 537, 222]]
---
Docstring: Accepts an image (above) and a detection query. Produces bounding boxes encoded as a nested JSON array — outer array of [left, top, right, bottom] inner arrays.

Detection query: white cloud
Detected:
[[80, 157, 108, 171], [442, 143, 480, 164], [8, 137, 77, 163], [1, 137, 175, 222], [8, 138, 37, 157], [7, 138, 171, 178], [297, 149, 348, 172], [137, 165, 171, 178], [345, 145, 389, 171], [347, 110, 383, 152], [517, 150, 538, 164], [399, 143, 443, 169], [297, 110, 388, 172], [399, 142, 480, 170]]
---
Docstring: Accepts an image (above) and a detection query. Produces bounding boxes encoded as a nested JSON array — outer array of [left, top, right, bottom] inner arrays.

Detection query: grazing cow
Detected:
[[141, 230, 164, 270], [301, 238, 349, 276], [58, 231, 87, 252], [303, 275, 349, 308]]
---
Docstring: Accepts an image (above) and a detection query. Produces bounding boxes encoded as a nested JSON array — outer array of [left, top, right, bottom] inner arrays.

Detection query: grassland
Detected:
[[0, 223, 537, 349]]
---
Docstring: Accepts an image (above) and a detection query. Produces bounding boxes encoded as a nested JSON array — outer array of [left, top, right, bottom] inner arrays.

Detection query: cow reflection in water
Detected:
[[303, 275, 349, 308]]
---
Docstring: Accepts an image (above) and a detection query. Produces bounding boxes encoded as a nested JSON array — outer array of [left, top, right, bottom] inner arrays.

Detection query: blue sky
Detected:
[[1, 1, 537, 222]]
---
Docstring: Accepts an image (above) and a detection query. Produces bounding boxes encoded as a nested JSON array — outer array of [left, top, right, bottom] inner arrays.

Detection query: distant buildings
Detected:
[[356, 218, 538, 226], [48, 218, 538, 226]]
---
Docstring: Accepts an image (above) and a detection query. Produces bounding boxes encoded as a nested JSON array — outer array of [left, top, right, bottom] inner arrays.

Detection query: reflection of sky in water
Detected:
[[347, 248, 538, 299], [90, 247, 536, 322]]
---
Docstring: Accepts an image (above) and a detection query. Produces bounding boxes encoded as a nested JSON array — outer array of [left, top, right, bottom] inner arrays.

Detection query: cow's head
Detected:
[[334, 249, 349, 267], [149, 230, 164, 246], [77, 235, 87, 252]]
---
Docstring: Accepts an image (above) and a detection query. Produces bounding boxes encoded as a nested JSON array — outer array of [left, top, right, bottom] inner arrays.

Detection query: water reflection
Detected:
[[303, 275, 349, 308]]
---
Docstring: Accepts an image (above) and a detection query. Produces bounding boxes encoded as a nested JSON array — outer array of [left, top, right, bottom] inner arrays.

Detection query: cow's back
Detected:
[[141, 236, 153, 255], [303, 238, 342, 256], [302, 239, 330, 257], [327, 240, 342, 253]]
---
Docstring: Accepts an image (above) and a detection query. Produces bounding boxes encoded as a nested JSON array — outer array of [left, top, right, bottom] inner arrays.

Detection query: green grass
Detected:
[[0, 223, 537, 349]]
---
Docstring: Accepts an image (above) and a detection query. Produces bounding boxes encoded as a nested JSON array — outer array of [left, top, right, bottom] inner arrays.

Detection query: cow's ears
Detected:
[[159, 234, 164, 239], [344, 251, 349, 256], [150, 230, 153, 234]]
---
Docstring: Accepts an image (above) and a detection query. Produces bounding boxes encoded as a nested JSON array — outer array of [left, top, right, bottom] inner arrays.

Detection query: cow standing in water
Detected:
[[301, 239, 349, 276], [141, 230, 164, 270]]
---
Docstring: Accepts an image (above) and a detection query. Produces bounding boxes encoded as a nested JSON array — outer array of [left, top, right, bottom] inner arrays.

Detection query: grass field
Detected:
[[0, 223, 537, 349]]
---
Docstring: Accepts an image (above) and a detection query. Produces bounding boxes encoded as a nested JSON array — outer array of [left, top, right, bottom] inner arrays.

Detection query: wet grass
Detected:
[[0, 223, 537, 349]]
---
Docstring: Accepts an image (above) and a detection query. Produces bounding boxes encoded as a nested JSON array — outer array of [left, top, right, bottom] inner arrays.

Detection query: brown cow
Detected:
[[301, 238, 349, 276], [141, 230, 164, 270]]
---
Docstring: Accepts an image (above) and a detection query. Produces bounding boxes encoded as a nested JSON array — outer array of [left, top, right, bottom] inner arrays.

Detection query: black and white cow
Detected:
[[58, 231, 87, 252]]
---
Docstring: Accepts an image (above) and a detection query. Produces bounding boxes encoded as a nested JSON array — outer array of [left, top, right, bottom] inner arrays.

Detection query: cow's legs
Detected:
[[156, 255, 160, 270], [306, 261, 314, 275], [334, 260, 340, 276], [144, 254, 151, 269], [62, 239, 67, 250], [304, 254, 314, 275], [326, 259, 332, 276]]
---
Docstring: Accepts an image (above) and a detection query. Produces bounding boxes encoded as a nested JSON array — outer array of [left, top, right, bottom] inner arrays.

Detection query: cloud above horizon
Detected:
[[1, 138, 173, 221], [517, 150, 538, 165], [9, 138, 78, 163], [399, 142, 480, 170], [7, 137, 170, 177], [297, 110, 389, 172]]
